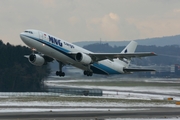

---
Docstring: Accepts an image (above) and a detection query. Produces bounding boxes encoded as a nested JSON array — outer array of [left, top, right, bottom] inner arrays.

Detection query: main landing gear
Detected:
[[84, 71, 93, 76], [56, 61, 65, 77]]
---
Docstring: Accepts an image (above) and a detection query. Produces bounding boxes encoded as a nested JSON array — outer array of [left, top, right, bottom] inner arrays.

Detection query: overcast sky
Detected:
[[0, 0, 180, 45]]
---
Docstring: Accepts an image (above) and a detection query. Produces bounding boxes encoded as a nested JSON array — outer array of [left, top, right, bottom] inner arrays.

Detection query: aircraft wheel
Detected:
[[87, 71, 93, 76], [84, 71, 93, 76], [56, 71, 60, 76], [56, 71, 65, 77], [84, 71, 87, 75], [89, 72, 93, 76], [59, 72, 65, 77], [61, 72, 65, 77]]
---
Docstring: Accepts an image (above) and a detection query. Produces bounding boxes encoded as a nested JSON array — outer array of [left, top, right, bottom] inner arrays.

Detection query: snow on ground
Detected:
[[102, 91, 180, 101], [46, 80, 180, 94], [45, 82, 180, 101], [46, 77, 180, 84], [0, 98, 179, 108], [46, 77, 180, 100], [0, 77, 179, 114], [0, 81, 179, 113]]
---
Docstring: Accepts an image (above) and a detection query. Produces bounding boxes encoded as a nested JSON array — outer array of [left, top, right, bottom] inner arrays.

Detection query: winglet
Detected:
[[151, 52, 157, 56]]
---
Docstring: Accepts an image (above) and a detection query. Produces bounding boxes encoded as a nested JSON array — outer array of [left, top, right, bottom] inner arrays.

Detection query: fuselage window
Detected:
[[24, 31, 33, 34]]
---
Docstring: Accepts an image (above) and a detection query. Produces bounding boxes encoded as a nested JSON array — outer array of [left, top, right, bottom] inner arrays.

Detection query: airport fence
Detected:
[[0, 88, 103, 97], [46, 87, 102, 96]]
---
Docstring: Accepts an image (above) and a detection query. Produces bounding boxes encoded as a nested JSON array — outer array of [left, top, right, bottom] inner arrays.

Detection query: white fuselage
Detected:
[[20, 29, 125, 75]]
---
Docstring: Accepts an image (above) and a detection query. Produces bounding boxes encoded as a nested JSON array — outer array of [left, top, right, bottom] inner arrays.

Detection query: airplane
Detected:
[[20, 29, 156, 77]]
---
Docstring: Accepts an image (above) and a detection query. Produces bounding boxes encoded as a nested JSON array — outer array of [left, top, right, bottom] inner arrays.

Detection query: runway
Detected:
[[0, 107, 180, 120]]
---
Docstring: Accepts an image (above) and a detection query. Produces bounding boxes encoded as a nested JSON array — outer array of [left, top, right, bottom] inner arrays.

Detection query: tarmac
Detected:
[[0, 106, 180, 120]]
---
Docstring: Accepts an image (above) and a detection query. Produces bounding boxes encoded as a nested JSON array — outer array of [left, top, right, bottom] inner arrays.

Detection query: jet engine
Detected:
[[75, 52, 92, 64], [28, 54, 45, 66]]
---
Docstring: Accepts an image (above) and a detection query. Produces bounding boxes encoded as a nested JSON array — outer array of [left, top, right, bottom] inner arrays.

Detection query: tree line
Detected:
[[0, 40, 50, 92]]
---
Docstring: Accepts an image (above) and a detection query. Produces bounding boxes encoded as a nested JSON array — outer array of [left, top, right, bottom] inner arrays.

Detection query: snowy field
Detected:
[[0, 77, 179, 108], [0, 77, 180, 119], [45, 77, 180, 101]]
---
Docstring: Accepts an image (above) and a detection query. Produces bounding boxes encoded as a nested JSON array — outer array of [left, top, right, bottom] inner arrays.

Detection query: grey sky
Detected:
[[0, 0, 180, 45]]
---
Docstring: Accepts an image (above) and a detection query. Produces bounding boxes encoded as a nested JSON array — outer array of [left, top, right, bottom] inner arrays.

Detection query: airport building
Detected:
[[133, 64, 180, 78]]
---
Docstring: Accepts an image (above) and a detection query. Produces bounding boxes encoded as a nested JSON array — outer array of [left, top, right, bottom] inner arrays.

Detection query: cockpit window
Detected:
[[24, 31, 33, 34]]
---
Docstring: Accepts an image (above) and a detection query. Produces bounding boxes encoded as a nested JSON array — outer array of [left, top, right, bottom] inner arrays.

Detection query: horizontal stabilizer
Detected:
[[123, 68, 155, 72]]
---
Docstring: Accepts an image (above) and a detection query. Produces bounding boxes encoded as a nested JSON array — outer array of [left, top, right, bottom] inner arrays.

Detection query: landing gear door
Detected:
[[39, 32, 44, 40]]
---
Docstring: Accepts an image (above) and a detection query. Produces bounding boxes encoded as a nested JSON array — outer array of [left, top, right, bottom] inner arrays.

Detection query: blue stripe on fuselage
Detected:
[[92, 63, 120, 75], [90, 65, 108, 75], [23, 35, 120, 75]]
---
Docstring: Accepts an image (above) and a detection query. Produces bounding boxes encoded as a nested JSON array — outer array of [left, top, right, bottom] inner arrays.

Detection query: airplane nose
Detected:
[[20, 32, 24, 38], [20, 32, 26, 42]]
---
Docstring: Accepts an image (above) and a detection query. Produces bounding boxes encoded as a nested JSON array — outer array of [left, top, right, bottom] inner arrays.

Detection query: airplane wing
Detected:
[[69, 52, 156, 62], [86, 52, 156, 62]]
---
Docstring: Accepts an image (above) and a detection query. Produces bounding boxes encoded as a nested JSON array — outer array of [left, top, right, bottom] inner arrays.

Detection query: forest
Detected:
[[0, 40, 50, 92]]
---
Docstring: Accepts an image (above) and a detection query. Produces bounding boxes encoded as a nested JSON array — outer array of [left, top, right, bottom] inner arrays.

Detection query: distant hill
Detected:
[[74, 35, 180, 47], [82, 42, 180, 66]]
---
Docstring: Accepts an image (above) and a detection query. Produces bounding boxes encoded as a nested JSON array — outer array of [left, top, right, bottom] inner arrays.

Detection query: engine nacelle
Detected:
[[28, 54, 45, 66], [75, 52, 92, 64]]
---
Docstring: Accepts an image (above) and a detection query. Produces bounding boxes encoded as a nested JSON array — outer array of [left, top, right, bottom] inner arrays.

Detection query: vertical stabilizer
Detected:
[[119, 41, 137, 68], [121, 41, 137, 54]]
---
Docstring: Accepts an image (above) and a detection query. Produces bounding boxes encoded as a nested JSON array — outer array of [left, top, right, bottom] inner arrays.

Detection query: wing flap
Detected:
[[123, 68, 155, 72]]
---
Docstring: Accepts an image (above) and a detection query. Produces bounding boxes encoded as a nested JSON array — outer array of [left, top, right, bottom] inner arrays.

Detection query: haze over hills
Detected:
[[74, 35, 180, 47]]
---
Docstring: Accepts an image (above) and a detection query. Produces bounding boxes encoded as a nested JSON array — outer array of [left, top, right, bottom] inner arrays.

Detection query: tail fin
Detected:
[[121, 41, 137, 54], [120, 41, 137, 68]]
